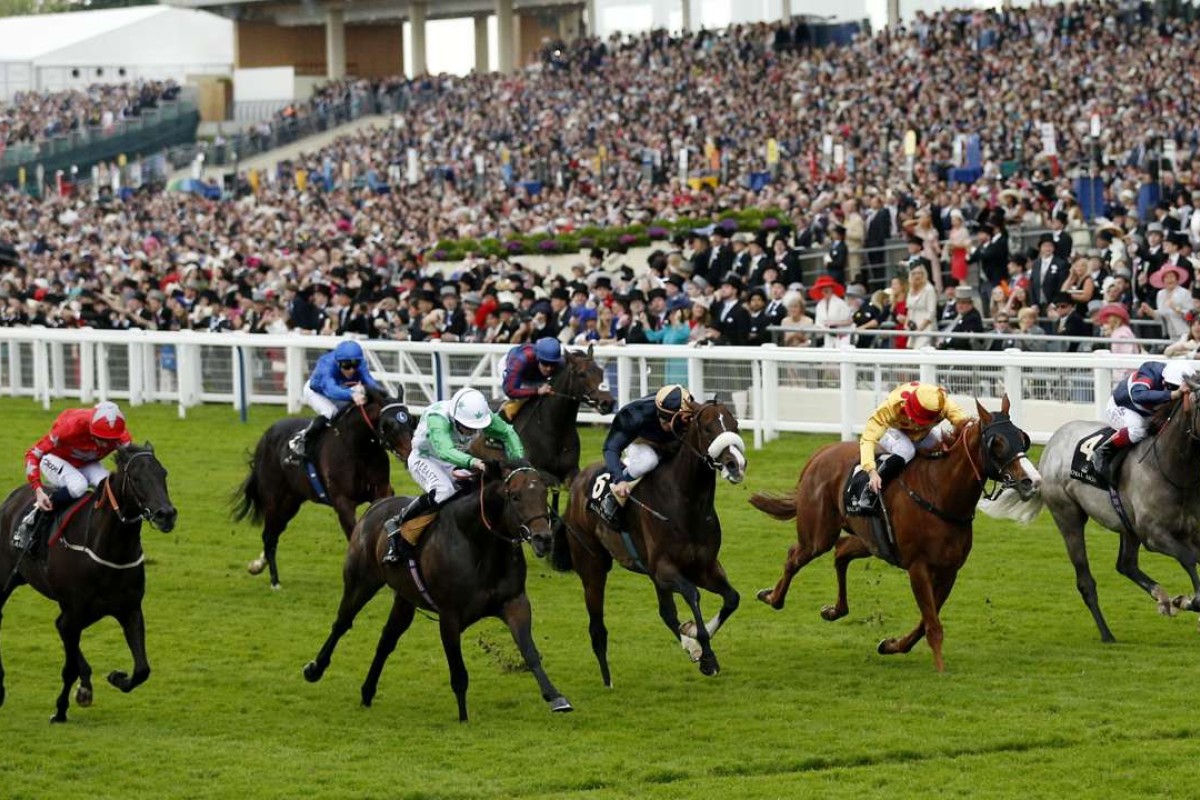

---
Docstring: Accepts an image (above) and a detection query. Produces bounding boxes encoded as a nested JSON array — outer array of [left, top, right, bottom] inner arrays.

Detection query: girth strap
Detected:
[[895, 476, 975, 526]]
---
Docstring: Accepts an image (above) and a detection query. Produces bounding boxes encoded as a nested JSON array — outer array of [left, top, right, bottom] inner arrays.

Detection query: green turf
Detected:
[[0, 398, 1195, 799]]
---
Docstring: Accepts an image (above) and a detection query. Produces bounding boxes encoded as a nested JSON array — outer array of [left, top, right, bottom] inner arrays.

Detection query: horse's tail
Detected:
[[748, 492, 797, 521], [231, 449, 266, 526], [978, 488, 1044, 525], [550, 522, 574, 572]]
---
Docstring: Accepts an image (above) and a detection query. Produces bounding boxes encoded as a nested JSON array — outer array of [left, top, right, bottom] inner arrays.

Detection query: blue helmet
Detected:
[[333, 340, 364, 363], [534, 337, 564, 364]]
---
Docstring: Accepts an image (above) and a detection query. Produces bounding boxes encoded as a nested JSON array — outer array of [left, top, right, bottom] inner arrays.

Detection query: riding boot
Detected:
[[292, 416, 329, 462], [1090, 428, 1130, 482], [859, 454, 906, 510], [13, 487, 73, 553], [598, 490, 625, 530], [382, 491, 440, 565]]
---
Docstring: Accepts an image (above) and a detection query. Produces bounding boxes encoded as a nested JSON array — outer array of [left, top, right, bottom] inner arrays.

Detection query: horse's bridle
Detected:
[[541, 359, 611, 411], [960, 415, 1031, 500], [676, 403, 745, 472], [1143, 383, 1200, 491], [479, 466, 552, 545], [101, 450, 162, 527], [354, 399, 411, 458]]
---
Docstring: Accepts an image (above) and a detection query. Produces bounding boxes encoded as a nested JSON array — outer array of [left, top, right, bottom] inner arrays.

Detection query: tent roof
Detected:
[[0, 6, 181, 62]]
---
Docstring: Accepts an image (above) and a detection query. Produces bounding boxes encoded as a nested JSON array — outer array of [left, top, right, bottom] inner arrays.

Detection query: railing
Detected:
[[0, 327, 1158, 448]]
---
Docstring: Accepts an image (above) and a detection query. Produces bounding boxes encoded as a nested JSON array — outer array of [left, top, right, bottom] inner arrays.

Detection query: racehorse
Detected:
[[556, 399, 747, 684], [473, 344, 615, 506], [752, 397, 1039, 671], [983, 376, 1200, 642], [232, 386, 413, 589], [0, 443, 177, 722], [301, 463, 572, 721]]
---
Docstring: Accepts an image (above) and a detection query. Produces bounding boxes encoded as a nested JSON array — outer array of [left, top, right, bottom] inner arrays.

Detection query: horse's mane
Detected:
[[1149, 376, 1200, 435]]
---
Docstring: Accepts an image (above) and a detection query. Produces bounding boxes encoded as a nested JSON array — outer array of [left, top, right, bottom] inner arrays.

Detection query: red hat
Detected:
[[1093, 303, 1130, 325], [808, 274, 845, 301], [90, 401, 127, 440], [901, 383, 945, 426]]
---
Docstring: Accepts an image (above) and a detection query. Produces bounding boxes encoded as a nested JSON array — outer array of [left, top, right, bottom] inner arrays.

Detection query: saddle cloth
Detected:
[[1069, 427, 1127, 490], [12, 493, 92, 552], [586, 471, 644, 515], [842, 457, 892, 518]]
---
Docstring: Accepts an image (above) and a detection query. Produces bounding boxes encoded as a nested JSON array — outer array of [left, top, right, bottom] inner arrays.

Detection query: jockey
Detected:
[[382, 387, 525, 565], [595, 384, 695, 527], [1091, 360, 1196, 478], [15, 401, 133, 549], [291, 339, 383, 461], [859, 382, 970, 509], [500, 337, 564, 420]]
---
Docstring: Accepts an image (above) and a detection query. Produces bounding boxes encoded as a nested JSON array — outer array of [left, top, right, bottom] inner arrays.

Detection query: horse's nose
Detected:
[[156, 507, 178, 532]]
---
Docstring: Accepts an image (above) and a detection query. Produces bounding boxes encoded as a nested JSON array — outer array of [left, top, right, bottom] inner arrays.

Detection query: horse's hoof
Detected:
[[271, 583, 283, 592], [1100, 633, 1117, 644], [698, 656, 720, 677], [302, 661, 323, 683], [820, 605, 847, 621], [0, 685, 6, 708], [75, 686, 93, 707], [107, 671, 128, 690], [50, 713, 67, 724], [877, 638, 895, 655], [1152, 586, 1176, 616], [549, 696, 574, 713], [755, 588, 777, 607], [361, 687, 376, 708], [680, 635, 702, 662], [247, 559, 266, 575]]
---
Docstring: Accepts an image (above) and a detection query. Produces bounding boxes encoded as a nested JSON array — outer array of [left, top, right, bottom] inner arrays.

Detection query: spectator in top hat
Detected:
[[938, 286, 984, 351], [824, 224, 847, 285], [707, 273, 750, 346]]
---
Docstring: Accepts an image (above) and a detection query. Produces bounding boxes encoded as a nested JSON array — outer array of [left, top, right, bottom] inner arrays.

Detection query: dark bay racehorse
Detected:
[[983, 377, 1200, 642], [0, 443, 176, 722], [752, 397, 1039, 671], [557, 400, 747, 684], [233, 386, 413, 588], [302, 463, 571, 721], [474, 345, 615, 504]]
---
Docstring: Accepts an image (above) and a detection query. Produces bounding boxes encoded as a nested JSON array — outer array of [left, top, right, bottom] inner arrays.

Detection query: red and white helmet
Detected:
[[90, 401, 127, 440]]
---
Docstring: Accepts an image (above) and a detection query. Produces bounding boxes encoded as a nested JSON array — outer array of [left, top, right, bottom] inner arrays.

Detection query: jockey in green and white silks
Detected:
[[382, 387, 524, 564]]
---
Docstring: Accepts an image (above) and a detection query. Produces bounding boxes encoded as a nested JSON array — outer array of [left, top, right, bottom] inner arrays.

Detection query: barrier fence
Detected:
[[0, 328, 1158, 448]]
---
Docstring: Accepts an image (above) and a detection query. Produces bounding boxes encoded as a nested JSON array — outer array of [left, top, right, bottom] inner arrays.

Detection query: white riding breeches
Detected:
[[407, 453, 460, 504], [302, 384, 340, 419], [876, 426, 944, 464], [1105, 397, 1150, 443], [39, 455, 109, 499], [622, 442, 660, 479]]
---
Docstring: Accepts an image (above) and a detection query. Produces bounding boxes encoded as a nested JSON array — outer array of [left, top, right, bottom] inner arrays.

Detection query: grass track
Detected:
[[0, 399, 1195, 799]]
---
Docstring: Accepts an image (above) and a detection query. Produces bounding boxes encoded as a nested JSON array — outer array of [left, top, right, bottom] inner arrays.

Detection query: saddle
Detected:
[[586, 470, 649, 573], [397, 512, 439, 548], [11, 494, 92, 558], [842, 460, 900, 567], [498, 398, 527, 423], [1070, 427, 1129, 490]]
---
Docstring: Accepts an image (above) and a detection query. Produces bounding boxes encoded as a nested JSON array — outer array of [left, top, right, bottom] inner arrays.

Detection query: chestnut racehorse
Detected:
[[751, 397, 1040, 671]]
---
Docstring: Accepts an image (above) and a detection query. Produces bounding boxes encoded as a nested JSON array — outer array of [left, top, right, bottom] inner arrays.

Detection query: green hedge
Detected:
[[430, 207, 787, 263]]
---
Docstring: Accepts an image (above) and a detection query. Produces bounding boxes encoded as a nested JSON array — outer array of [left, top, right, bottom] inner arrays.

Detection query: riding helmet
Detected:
[[654, 385, 693, 419], [90, 401, 128, 440], [333, 340, 364, 363], [449, 388, 492, 430], [534, 337, 564, 365], [903, 384, 945, 426]]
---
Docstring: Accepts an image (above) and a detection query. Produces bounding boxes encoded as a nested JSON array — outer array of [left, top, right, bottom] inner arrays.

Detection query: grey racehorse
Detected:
[[982, 377, 1200, 641]]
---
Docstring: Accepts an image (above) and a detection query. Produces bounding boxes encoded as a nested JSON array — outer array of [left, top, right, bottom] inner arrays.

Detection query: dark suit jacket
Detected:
[[746, 310, 771, 346], [712, 299, 750, 346], [826, 241, 847, 283], [865, 208, 891, 265], [1028, 256, 1068, 309], [1051, 230, 1072, 261], [705, 245, 736, 286]]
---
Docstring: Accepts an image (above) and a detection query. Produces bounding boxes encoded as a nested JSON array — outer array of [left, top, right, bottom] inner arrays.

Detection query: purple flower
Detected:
[[648, 226, 669, 240], [505, 240, 525, 253], [579, 237, 596, 249], [432, 249, 451, 261], [762, 217, 780, 230], [718, 218, 738, 233], [618, 234, 638, 246], [538, 239, 562, 252]]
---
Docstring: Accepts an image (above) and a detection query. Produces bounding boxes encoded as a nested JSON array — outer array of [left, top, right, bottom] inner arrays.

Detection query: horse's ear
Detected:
[[145, 440, 154, 452], [1000, 393, 1011, 416], [975, 398, 993, 424], [587, 343, 594, 359], [710, 393, 722, 405]]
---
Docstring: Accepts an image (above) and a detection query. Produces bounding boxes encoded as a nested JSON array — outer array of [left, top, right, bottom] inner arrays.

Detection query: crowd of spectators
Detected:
[[0, 81, 181, 149], [2, 2, 1200, 359]]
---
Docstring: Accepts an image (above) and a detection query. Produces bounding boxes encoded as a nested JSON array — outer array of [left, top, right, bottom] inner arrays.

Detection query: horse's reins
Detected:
[[478, 466, 552, 545], [351, 399, 410, 459], [1141, 386, 1200, 492]]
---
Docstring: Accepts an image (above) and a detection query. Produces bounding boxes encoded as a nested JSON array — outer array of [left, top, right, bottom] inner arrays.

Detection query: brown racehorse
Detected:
[[302, 462, 571, 722], [556, 400, 747, 683], [0, 443, 177, 722], [232, 386, 413, 588], [750, 397, 1040, 671]]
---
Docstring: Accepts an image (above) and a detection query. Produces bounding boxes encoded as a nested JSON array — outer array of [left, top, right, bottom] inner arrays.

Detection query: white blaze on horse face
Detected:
[[1019, 456, 1042, 488], [707, 431, 747, 481]]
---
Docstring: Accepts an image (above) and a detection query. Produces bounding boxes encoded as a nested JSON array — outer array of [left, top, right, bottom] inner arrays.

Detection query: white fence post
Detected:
[[761, 350, 779, 443], [687, 352, 705, 402], [128, 342, 145, 406], [1092, 350, 1111, 422], [919, 361, 938, 387], [96, 342, 110, 402], [616, 355, 632, 408], [286, 346, 305, 413], [839, 359, 856, 442], [50, 342, 65, 397], [32, 339, 50, 409], [1003, 353, 1023, 422], [79, 341, 95, 404], [9, 340, 22, 397]]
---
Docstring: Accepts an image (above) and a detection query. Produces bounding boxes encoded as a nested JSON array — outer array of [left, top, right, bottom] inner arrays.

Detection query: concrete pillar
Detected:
[[496, 0, 514, 73], [473, 13, 489, 72], [781, 0, 792, 21], [887, 0, 900, 27], [512, 11, 522, 69], [681, 0, 691, 32], [325, 7, 346, 80], [586, 0, 598, 36], [410, 0, 427, 77]]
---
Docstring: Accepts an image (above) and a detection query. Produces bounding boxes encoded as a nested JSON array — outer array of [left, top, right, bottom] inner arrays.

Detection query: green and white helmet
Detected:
[[449, 387, 492, 429]]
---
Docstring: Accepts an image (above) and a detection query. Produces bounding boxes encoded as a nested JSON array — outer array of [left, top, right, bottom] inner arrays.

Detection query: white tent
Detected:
[[0, 6, 233, 101]]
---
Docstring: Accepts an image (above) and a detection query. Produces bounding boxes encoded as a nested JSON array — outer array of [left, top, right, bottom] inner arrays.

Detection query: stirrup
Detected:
[[382, 531, 412, 565]]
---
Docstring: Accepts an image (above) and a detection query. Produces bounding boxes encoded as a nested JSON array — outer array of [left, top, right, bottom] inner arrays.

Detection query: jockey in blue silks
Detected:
[[499, 336, 564, 420], [1091, 359, 1196, 478], [290, 339, 383, 460]]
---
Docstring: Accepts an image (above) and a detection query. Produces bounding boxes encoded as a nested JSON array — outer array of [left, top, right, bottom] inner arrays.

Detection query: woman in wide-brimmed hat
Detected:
[[1094, 303, 1141, 378], [1140, 263, 1193, 340], [810, 275, 851, 347]]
